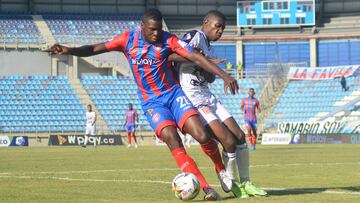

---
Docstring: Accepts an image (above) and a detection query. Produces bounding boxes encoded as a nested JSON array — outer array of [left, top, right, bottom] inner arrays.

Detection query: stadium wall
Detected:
[[0, 49, 51, 75], [243, 42, 311, 69], [317, 39, 360, 66], [78, 60, 110, 77]]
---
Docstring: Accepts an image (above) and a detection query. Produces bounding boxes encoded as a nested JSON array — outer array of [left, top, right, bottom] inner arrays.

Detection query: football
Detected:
[[172, 172, 200, 200]]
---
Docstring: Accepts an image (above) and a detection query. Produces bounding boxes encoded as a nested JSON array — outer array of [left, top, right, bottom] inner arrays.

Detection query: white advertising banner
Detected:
[[261, 133, 295, 145], [287, 65, 359, 80]]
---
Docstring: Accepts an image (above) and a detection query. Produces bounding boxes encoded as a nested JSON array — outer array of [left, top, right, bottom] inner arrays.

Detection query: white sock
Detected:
[[84, 135, 89, 146], [93, 136, 97, 147], [236, 144, 250, 183], [226, 152, 237, 181], [222, 151, 239, 182]]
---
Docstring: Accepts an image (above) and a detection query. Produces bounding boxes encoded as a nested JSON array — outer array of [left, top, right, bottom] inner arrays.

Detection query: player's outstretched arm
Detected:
[[184, 52, 239, 95], [48, 43, 108, 57], [168, 53, 225, 64]]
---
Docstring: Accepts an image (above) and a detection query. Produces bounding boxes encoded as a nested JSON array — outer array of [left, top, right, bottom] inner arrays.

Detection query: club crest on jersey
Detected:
[[147, 109, 154, 116], [131, 58, 160, 65], [152, 113, 160, 123]]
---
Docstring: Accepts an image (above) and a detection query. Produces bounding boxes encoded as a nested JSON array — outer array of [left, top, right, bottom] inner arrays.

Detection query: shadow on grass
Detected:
[[267, 186, 360, 196], [190, 186, 360, 202]]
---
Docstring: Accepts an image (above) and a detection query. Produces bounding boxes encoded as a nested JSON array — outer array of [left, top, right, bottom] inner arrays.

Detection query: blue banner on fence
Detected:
[[0, 136, 29, 147]]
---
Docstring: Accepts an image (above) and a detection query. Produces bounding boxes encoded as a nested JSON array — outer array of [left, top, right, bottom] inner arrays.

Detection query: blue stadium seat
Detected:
[[0, 76, 86, 133]]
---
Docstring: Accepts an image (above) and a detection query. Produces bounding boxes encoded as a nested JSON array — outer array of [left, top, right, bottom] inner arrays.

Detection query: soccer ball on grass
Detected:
[[172, 172, 200, 200]]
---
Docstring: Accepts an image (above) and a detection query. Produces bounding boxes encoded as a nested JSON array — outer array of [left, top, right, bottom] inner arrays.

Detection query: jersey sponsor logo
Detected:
[[152, 113, 160, 123], [131, 58, 160, 65]]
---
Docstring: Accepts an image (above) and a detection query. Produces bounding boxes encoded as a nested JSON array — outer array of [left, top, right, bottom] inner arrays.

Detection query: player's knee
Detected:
[[235, 130, 246, 140], [223, 133, 236, 151], [191, 128, 209, 144]]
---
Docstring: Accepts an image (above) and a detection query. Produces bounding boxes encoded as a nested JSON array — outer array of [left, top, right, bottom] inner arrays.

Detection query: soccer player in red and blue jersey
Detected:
[[241, 88, 261, 150], [49, 8, 239, 200], [123, 103, 139, 148]]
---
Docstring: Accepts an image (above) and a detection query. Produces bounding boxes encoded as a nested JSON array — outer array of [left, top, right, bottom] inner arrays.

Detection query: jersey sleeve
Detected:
[[105, 31, 130, 52], [241, 98, 245, 107], [167, 34, 193, 57], [182, 30, 200, 48]]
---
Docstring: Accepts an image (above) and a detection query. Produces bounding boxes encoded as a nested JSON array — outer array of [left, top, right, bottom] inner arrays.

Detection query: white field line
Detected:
[[1, 161, 359, 175], [0, 175, 359, 196]]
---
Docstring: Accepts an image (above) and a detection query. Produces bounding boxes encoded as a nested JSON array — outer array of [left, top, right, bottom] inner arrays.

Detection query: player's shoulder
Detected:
[[181, 30, 200, 43]]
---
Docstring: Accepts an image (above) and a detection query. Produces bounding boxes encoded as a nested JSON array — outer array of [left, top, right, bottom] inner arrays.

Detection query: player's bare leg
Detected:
[[131, 131, 138, 148], [251, 126, 258, 149], [160, 125, 221, 200], [127, 131, 132, 148]]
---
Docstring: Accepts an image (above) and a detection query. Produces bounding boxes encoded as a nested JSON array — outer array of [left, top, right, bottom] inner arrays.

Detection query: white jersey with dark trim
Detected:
[[179, 30, 216, 107], [86, 112, 96, 127]]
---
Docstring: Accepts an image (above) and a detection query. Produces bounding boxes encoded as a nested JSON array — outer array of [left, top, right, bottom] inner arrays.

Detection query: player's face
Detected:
[[249, 89, 255, 97], [203, 17, 225, 42], [141, 19, 163, 43], [128, 104, 133, 110], [87, 105, 92, 112]]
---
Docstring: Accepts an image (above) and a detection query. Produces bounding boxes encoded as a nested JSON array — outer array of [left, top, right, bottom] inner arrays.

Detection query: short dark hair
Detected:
[[142, 8, 163, 22], [249, 88, 255, 92], [204, 10, 226, 22]]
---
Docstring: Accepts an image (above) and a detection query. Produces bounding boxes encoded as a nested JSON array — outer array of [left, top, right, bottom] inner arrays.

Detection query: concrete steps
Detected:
[[32, 15, 56, 46], [69, 78, 109, 134]]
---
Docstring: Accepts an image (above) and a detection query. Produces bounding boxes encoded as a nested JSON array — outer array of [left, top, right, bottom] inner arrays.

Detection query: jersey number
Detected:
[[176, 96, 191, 109]]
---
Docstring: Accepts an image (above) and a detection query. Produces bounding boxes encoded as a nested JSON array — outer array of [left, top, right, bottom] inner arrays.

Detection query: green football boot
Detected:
[[243, 181, 268, 196], [231, 181, 250, 199]]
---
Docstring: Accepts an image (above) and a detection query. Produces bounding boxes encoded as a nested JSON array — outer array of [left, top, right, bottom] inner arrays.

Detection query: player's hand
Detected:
[[223, 75, 239, 95], [209, 58, 225, 64], [47, 44, 70, 55]]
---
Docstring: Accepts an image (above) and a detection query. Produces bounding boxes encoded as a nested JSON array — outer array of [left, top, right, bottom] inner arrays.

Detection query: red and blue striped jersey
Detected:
[[125, 109, 138, 125], [105, 29, 192, 102], [241, 97, 260, 122]]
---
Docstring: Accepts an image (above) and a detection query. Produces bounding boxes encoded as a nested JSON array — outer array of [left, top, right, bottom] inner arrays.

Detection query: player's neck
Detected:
[[200, 28, 211, 43]]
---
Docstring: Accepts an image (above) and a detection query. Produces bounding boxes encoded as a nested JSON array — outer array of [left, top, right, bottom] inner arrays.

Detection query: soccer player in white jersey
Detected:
[[169, 10, 267, 198], [83, 104, 97, 148]]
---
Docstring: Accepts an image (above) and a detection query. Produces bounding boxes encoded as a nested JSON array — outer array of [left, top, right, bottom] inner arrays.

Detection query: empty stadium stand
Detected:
[[0, 14, 42, 44], [0, 76, 86, 133], [80, 75, 150, 132], [43, 13, 141, 45], [265, 76, 360, 128]]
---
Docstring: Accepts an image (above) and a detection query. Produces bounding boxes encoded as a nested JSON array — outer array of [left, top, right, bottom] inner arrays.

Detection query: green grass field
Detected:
[[0, 144, 359, 203]]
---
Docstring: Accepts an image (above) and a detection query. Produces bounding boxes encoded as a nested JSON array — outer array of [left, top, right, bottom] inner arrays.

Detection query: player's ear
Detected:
[[141, 21, 145, 29], [203, 19, 209, 26]]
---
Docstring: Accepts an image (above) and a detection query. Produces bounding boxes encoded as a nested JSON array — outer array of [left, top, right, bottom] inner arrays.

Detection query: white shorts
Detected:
[[196, 96, 232, 125], [85, 126, 96, 135]]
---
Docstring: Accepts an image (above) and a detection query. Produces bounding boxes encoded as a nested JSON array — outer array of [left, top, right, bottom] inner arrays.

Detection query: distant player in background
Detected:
[[241, 88, 260, 150], [170, 10, 267, 198], [83, 104, 97, 148], [48, 8, 239, 200], [123, 103, 139, 148]]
